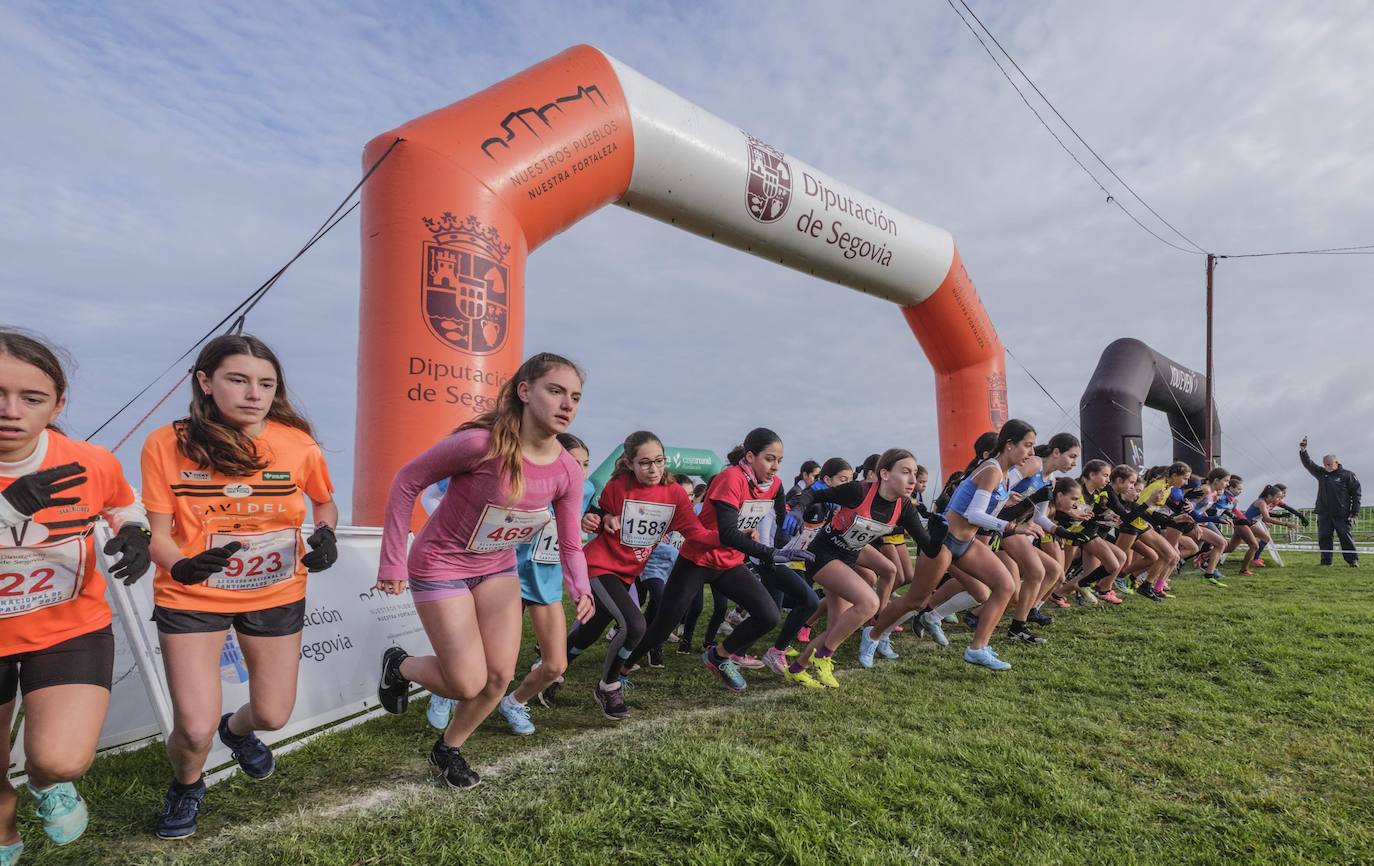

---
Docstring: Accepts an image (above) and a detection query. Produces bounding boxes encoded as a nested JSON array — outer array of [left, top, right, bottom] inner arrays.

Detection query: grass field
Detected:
[[15, 553, 1374, 865]]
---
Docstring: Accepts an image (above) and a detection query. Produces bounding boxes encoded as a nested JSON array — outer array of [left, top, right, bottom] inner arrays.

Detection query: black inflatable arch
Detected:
[[1079, 338, 1220, 475]]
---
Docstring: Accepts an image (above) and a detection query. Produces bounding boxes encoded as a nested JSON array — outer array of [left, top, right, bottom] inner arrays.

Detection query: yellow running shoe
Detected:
[[784, 666, 824, 689], [813, 656, 840, 689], [784, 646, 800, 658]]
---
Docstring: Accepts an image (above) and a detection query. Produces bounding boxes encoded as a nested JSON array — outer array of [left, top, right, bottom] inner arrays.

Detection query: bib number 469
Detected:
[[487, 526, 535, 544]]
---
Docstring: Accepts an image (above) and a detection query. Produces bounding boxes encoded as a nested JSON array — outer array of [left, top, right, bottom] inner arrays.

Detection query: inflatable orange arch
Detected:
[[354, 45, 1006, 524]]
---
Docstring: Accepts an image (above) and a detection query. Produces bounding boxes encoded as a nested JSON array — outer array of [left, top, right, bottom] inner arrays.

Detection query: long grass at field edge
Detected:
[[16, 554, 1374, 865]]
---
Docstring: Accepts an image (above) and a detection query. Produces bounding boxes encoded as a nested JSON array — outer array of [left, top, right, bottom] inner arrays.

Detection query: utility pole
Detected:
[[1204, 253, 1215, 467]]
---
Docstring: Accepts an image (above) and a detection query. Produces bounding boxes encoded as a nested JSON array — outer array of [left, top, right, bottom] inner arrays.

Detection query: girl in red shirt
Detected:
[[568, 431, 715, 719], [620, 428, 813, 692]]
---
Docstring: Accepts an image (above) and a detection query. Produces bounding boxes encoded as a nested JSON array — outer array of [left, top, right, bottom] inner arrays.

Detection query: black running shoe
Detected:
[[676, 639, 693, 655], [594, 684, 630, 721], [963, 612, 979, 629], [378, 646, 411, 714], [1008, 627, 1047, 645], [217, 713, 275, 780], [647, 647, 665, 669], [537, 678, 562, 709], [429, 739, 480, 789], [1027, 608, 1054, 626], [155, 778, 206, 839]]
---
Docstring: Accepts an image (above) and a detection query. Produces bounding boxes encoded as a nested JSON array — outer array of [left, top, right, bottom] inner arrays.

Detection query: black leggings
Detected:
[[636, 578, 667, 652], [567, 574, 646, 684], [758, 564, 820, 652], [679, 586, 705, 647], [627, 559, 780, 667], [705, 588, 731, 647]]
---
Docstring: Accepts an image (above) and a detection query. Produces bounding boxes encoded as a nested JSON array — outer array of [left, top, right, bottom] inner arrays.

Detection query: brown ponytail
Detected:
[[456, 352, 583, 505]]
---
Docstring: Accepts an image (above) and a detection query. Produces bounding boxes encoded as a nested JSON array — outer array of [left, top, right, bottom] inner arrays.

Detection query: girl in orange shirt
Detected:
[[140, 335, 338, 840], [0, 331, 150, 862]]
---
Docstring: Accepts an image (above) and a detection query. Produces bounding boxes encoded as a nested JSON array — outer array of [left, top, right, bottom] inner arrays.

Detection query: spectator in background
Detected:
[[1299, 436, 1361, 567]]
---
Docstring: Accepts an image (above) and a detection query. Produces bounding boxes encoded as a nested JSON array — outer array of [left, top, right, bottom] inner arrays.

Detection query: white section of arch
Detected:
[[606, 55, 955, 307]]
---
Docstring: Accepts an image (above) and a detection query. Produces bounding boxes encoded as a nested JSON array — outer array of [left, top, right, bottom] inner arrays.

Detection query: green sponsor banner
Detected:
[[588, 446, 725, 502]]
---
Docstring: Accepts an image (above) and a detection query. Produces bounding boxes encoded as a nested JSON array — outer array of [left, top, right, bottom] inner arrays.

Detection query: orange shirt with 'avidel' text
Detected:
[[140, 420, 333, 614]]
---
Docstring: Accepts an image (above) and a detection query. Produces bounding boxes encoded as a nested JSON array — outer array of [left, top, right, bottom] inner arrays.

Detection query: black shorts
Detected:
[[1118, 524, 1145, 536], [153, 599, 305, 637], [0, 625, 114, 703], [804, 539, 861, 578]]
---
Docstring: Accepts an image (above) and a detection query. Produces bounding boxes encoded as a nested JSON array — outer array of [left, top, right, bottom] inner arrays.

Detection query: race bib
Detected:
[[736, 499, 772, 532], [530, 515, 561, 565], [781, 521, 822, 553], [664, 531, 684, 548], [837, 515, 892, 550], [468, 505, 551, 553], [207, 527, 300, 591], [619, 500, 677, 548], [0, 536, 85, 618]]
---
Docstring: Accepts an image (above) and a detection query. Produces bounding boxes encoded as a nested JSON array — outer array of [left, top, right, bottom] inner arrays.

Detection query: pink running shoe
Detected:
[[730, 653, 765, 670], [762, 647, 788, 675]]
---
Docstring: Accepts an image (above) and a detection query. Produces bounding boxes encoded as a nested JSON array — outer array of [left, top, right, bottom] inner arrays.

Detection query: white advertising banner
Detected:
[[609, 55, 956, 308], [9, 526, 431, 786]]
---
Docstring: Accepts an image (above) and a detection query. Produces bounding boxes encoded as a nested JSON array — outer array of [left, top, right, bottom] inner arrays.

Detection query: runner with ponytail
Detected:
[[373, 353, 594, 790]]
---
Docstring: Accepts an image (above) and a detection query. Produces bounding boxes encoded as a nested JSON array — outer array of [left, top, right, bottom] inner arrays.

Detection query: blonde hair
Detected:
[[456, 352, 582, 504]]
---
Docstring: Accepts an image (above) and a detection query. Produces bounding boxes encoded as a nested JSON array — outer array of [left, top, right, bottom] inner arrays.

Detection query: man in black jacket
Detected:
[[1299, 436, 1361, 566]]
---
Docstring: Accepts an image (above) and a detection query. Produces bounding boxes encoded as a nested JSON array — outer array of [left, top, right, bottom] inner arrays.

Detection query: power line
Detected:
[[944, 0, 1203, 256], [956, 0, 1209, 255], [1221, 244, 1374, 259], [86, 137, 400, 445], [948, 1, 1374, 261]]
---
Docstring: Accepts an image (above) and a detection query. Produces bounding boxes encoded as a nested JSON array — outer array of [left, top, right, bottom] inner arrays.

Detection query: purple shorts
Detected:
[[409, 571, 516, 604]]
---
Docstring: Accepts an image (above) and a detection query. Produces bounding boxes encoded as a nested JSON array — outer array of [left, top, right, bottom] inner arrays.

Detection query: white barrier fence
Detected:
[[7, 527, 428, 785]]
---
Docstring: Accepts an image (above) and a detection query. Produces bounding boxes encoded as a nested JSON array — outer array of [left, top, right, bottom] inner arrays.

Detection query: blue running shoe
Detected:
[[26, 782, 87, 845], [156, 778, 206, 840], [856, 627, 878, 669], [702, 649, 747, 692], [963, 612, 980, 629], [497, 694, 535, 735], [920, 611, 949, 647], [964, 646, 1011, 671], [218, 713, 275, 780], [876, 635, 899, 660], [427, 695, 455, 730], [0, 839, 21, 865]]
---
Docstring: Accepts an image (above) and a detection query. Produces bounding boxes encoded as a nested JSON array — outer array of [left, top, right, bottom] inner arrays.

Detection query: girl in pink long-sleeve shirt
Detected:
[[373, 352, 595, 789]]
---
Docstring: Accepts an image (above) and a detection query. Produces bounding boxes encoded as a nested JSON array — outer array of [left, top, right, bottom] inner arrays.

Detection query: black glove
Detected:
[[2, 462, 86, 516], [301, 525, 338, 572], [170, 542, 243, 585], [772, 547, 815, 565], [103, 524, 152, 586]]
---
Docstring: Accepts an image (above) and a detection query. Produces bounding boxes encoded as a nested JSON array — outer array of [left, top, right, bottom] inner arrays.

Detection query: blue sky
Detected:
[[3, 1, 1370, 520]]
